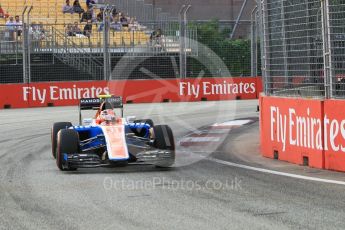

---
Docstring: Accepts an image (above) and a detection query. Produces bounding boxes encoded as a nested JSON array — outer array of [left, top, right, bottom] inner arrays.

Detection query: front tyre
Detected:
[[153, 125, 175, 168], [51, 122, 72, 159], [56, 129, 79, 171]]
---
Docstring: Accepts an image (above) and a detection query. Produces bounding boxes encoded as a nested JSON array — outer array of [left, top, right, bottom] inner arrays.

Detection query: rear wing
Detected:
[[79, 96, 123, 125], [79, 96, 123, 110]]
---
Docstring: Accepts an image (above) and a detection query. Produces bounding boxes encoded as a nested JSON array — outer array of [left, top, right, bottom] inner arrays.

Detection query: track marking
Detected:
[[212, 120, 252, 127], [178, 119, 253, 146], [208, 157, 345, 186]]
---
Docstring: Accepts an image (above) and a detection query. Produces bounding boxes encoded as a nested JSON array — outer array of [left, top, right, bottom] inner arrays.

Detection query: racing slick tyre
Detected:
[[153, 125, 175, 168], [51, 122, 72, 159], [133, 119, 154, 137], [56, 129, 79, 171]]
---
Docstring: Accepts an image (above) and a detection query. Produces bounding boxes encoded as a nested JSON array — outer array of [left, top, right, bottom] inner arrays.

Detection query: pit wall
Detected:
[[260, 95, 345, 172], [0, 77, 262, 109]]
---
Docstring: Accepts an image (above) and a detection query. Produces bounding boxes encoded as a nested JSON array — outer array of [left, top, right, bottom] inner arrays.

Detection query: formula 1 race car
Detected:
[[51, 95, 175, 171]]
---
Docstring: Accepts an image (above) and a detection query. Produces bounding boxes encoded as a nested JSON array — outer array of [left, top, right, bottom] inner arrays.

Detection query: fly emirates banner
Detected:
[[0, 77, 262, 108], [261, 96, 345, 170]]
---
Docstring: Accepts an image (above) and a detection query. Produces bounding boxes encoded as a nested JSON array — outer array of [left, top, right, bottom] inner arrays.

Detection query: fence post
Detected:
[[27, 6, 32, 83], [251, 6, 258, 77], [179, 5, 185, 79], [22, 6, 28, 84], [258, 0, 270, 95], [183, 5, 191, 79], [280, 0, 289, 86], [230, 0, 248, 39], [22, 5, 33, 84], [179, 5, 191, 80], [103, 5, 113, 81], [321, 0, 332, 99]]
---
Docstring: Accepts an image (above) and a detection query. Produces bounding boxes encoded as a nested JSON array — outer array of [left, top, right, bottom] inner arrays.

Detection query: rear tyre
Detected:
[[51, 122, 72, 159], [153, 125, 175, 168], [56, 129, 79, 171]]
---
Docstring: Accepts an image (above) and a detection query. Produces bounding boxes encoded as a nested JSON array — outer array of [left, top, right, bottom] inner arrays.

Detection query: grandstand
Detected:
[[0, 0, 251, 83], [0, 0, 151, 48], [0, 0, 198, 82], [0, 0, 196, 53]]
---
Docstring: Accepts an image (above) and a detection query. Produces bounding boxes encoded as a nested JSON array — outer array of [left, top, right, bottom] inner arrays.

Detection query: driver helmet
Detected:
[[98, 109, 116, 124]]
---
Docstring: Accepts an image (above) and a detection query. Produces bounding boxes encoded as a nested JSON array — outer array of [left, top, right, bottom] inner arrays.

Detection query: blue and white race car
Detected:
[[51, 95, 175, 171]]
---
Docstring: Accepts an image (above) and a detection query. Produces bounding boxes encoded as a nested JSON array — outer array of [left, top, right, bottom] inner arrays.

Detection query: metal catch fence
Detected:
[[0, 1, 253, 83], [258, 0, 345, 99]]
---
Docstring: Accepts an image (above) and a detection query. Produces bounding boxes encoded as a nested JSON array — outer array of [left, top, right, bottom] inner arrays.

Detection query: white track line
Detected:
[[212, 120, 252, 127], [208, 157, 345, 186], [180, 118, 345, 186]]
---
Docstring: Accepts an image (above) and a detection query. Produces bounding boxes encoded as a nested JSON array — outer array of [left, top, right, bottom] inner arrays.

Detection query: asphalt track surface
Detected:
[[1, 100, 345, 230]]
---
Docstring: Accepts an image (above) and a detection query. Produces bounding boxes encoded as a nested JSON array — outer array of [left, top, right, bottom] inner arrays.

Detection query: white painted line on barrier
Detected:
[[208, 157, 345, 186]]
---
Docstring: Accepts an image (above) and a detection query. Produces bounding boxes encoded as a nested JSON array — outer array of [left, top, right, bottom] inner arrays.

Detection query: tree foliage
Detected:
[[189, 19, 251, 77]]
